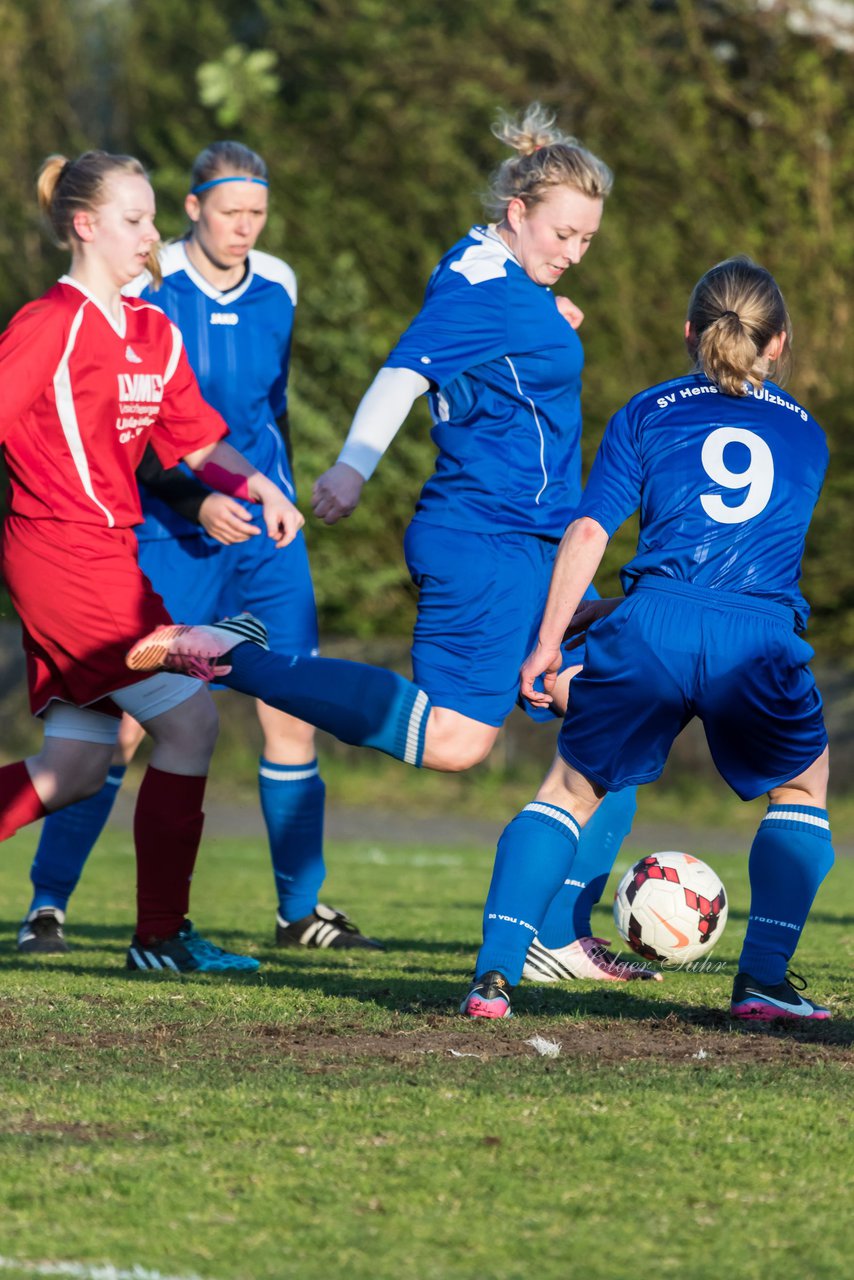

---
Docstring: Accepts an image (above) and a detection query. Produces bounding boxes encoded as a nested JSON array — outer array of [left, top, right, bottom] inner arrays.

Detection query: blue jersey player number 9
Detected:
[[700, 427, 775, 524]]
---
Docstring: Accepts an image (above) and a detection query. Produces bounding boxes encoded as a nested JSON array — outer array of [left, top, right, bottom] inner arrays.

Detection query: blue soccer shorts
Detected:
[[557, 576, 827, 801], [404, 521, 564, 726], [137, 525, 319, 658]]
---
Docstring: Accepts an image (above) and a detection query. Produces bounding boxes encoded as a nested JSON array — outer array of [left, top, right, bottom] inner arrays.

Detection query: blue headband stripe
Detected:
[[191, 175, 269, 195]]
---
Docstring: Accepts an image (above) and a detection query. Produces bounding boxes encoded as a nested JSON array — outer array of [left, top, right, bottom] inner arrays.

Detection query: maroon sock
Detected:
[[134, 766, 207, 942], [0, 761, 47, 842]]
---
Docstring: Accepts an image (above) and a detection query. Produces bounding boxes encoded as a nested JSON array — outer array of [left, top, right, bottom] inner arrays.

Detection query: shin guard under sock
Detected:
[[0, 761, 47, 843], [259, 757, 326, 921], [538, 787, 637, 947], [739, 805, 834, 985], [134, 767, 207, 942], [476, 802, 580, 986], [29, 765, 127, 912], [223, 645, 430, 766]]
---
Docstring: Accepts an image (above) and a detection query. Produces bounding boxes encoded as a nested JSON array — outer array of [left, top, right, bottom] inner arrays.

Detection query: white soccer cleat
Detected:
[[522, 935, 663, 983], [126, 613, 269, 681]]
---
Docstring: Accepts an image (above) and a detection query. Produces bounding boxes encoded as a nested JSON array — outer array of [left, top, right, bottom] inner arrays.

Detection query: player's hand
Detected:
[[556, 295, 584, 330], [249, 475, 304, 548], [520, 642, 564, 707], [312, 462, 365, 525], [265, 493, 304, 548], [198, 494, 261, 545], [563, 596, 622, 648]]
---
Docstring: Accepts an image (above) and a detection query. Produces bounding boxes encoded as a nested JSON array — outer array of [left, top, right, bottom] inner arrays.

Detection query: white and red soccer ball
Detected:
[[613, 851, 728, 965]]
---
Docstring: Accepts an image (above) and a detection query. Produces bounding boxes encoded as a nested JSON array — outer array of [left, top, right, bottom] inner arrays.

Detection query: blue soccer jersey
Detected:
[[575, 373, 828, 630], [386, 226, 585, 538], [126, 241, 298, 540]]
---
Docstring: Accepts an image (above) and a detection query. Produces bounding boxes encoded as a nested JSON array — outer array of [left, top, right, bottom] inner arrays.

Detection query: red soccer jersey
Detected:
[[0, 277, 228, 527]]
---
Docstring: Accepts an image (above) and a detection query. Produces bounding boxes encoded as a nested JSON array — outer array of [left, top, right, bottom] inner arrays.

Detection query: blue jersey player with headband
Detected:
[[19, 142, 382, 958], [126, 106, 653, 984], [460, 256, 834, 1022]]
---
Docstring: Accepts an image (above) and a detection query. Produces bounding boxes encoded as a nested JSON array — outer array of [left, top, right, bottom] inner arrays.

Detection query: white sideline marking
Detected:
[[0, 1259, 211, 1280], [363, 848, 463, 868]]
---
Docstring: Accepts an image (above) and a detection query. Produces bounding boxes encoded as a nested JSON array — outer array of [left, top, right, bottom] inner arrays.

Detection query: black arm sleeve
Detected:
[[135, 442, 210, 526], [276, 409, 293, 470]]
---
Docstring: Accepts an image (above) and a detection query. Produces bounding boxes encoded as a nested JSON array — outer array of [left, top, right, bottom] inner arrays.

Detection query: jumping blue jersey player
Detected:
[[126, 106, 651, 984], [19, 142, 382, 958], [461, 256, 834, 1022]]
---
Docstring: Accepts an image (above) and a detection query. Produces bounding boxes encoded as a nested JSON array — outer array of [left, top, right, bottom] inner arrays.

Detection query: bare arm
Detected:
[[520, 517, 610, 707], [182, 439, 303, 548]]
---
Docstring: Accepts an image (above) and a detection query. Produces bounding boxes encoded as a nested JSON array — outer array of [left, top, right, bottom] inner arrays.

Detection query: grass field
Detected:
[[0, 814, 851, 1280]]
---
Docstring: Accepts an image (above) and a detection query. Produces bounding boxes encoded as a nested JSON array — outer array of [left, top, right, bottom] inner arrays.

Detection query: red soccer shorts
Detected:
[[1, 514, 173, 717]]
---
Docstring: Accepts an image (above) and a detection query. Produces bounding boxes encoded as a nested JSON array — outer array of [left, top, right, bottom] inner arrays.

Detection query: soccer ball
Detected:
[[613, 852, 728, 965]]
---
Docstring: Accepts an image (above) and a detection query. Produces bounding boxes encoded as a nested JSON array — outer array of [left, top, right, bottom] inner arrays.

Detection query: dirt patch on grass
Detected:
[[0, 1114, 152, 1142], [2, 1005, 850, 1069], [249, 1012, 853, 1067]]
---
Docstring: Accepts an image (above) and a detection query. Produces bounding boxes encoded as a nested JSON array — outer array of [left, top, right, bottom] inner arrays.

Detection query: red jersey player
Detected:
[[0, 149, 302, 971]]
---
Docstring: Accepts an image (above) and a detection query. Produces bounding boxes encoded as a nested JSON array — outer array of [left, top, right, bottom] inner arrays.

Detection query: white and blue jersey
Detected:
[[379, 225, 590, 725], [128, 241, 298, 542], [387, 225, 584, 539], [124, 241, 318, 656], [560, 373, 829, 799]]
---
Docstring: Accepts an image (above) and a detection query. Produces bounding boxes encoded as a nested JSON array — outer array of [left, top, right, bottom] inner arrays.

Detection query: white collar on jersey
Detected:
[[175, 240, 256, 305], [59, 275, 128, 338], [479, 224, 523, 269]]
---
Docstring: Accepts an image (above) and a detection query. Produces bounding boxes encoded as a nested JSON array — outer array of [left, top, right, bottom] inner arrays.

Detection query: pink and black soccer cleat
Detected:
[[126, 613, 268, 681], [460, 971, 514, 1019], [730, 971, 830, 1021]]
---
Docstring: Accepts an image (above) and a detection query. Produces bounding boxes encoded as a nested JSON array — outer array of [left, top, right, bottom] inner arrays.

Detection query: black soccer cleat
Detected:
[[730, 970, 830, 1021], [275, 903, 384, 951], [127, 921, 260, 973], [17, 907, 70, 954]]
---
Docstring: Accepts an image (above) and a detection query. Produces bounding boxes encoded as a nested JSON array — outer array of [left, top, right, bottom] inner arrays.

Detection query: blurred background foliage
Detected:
[[1, 0, 853, 650]]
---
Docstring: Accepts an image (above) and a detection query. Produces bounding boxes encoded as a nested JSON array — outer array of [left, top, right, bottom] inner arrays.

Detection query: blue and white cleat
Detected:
[[730, 971, 830, 1021], [460, 971, 514, 1019], [127, 921, 260, 973], [126, 613, 269, 681]]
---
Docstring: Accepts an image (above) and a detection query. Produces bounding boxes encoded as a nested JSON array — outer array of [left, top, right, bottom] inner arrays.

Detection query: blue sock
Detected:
[[739, 805, 834, 984], [538, 787, 637, 948], [223, 646, 431, 766], [29, 765, 127, 913], [476, 801, 580, 986], [259, 757, 326, 922]]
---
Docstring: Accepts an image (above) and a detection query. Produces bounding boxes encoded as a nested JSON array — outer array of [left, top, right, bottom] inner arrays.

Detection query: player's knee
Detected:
[[43, 756, 110, 810], [425, 736, 494, 772], [150, 692, 219, 761], [73, 762, 112, 803], [421, 707, 499, 772], [183, 694, 220, 754], [115, 713, 145, 766], [259, 710, 315, 757]]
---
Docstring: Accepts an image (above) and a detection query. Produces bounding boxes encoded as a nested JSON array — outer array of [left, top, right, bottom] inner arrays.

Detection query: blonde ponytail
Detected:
[[484, 102, 613, 217], [687, 257, 792, 395]]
